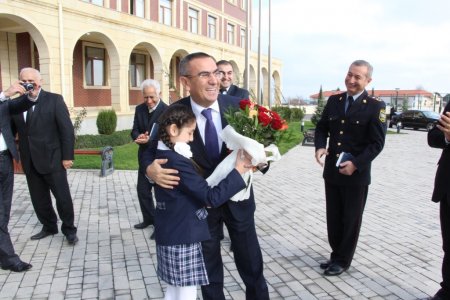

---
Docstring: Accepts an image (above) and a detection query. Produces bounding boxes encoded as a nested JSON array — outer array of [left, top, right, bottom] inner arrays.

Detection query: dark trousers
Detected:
[[25, 162, 76, 236], [440, 198, 450, 297], [325, 181, 368, 267], [0, 153, 20, 266], [136, 169, 155, 224], [201, 205, 269, 300]]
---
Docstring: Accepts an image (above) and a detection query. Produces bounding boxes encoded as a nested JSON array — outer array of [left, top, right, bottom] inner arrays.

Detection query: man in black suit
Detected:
[[143, 52, 269, 300], [131, 79, 167, 234], [217, 60, 250, 99], [0, 82, 35, 272], [428, 101, 450, 300], [12, 68, 78, 245], [314, 60, 386, 276]]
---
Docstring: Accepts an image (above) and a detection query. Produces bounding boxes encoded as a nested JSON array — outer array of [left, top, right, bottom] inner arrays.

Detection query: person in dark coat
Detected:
[[11, 68, 78, 245], [216, 60, 250, 99], [428, 101, 450, 300], [0, 81, 36, 272], [314, 60, 386, 276], [130, 79, 167, 235], [153, 104, 250, 300], [142, 52, 269, 300]]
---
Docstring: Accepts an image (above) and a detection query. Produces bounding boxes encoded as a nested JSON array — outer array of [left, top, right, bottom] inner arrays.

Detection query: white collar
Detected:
[[157, 141, 192, 159]]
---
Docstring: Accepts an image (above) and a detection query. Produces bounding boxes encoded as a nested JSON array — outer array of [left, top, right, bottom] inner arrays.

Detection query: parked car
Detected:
[[393, 110, 440, 131]]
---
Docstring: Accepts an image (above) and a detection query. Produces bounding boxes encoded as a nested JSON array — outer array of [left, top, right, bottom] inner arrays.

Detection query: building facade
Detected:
[[0, 0, 282, 133]]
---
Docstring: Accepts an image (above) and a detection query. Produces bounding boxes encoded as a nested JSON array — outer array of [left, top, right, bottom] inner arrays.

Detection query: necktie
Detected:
[[201, 108, 220, 163], [26, 106, 34, 123], [346, 96, 354, 114]]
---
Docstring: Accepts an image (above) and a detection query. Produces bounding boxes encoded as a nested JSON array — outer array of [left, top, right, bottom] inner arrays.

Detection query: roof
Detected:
[[310, 89, 434, 99]]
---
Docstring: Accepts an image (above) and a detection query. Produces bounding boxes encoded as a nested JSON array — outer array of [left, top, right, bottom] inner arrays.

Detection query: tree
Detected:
[[311, 85, 325, 127]]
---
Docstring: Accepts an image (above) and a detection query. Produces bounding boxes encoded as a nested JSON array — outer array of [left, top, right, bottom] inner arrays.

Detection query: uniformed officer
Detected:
[[314, 60, 387, 276]]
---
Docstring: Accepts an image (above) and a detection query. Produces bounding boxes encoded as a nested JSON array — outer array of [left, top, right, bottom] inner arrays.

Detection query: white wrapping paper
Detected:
[[206, 125, 281, 201]]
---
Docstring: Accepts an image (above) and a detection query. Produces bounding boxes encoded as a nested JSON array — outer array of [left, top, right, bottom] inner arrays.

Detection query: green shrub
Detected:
[[96, 109, 117, 135], [290, 108, 305, 122], [75, 129, 132, 149], [272, 106, 304, 122]]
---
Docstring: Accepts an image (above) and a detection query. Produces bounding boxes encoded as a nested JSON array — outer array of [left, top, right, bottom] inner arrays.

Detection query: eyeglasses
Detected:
[[183, 70, 224, 80]]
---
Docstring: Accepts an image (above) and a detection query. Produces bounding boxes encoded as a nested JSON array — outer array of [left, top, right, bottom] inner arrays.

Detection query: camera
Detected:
[[21, 82, 34, 91]]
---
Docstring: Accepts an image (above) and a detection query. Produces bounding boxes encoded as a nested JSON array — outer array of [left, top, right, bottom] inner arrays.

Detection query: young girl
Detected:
[[154, 104, 250, 300]]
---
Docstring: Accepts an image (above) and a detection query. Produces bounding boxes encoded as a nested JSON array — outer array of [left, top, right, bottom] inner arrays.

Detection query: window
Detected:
[[82, 0, 103, 5], [241, 0, 247, 9], [189, 8, 199, 34], [208, 16, 217, 39], [159, 0, 172, 25], [130, 53, 146, 88], [227, 23, 235, 44], [85, 46, 106, 86], [240, 28, 245, 47], [132, 0, 144, 17]]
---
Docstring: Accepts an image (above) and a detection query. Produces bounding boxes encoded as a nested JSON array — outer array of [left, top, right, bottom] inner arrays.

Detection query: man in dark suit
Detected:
[[217, 60, 250, 99], [12, 68, 78, 245], [314, 60, 386, 276], [0, 81, 36, 272], [428, 101, 450, 300], [143, 52, 269, 300], [130, 79, 167, 234]]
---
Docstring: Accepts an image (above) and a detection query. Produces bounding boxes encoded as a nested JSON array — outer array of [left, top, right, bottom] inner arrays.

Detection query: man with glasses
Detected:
[[143, 52, 269, 300], [217, 60, 249, 99], [131, 79, 167, 238]]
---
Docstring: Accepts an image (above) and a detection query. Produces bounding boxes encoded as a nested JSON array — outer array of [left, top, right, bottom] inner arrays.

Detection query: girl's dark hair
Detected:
[[157, 104, 196, 149]]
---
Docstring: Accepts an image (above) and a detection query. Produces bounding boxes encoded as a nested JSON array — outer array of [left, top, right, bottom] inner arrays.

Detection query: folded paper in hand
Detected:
[[336, 152, 354, 167], [206, 125, 281, 201]]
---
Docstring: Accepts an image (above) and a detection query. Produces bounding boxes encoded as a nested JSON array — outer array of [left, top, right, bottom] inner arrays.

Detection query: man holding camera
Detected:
[[11, 68, 78, 245], [0, 80, 37, 272]]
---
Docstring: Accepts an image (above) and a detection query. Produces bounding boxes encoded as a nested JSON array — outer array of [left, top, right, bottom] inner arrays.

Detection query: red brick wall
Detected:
[[16, 33, 32, 73], [224, 2, 246, 21], [150, 0, 158, 22], [129, 90, 141, 105], [109, 0, 116, 10], [72, 41, 111, 107], [121, 0, 128, 13]]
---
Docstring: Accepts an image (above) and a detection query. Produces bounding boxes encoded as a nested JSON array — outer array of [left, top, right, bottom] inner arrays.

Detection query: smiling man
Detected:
[[314, 60, 387, 276], [216, 60, 249, 99], [143, 52, 269, 300]]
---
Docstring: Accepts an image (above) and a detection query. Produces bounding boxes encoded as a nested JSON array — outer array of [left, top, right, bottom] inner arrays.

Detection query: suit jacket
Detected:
[[12, 90, 74, 174], [0, 97, 35, 161], [315, 91, 387, 186], [428, 101, 450, 203], [226, 84, 250, 99], [130, 100, 168, 160], [154, 148, 245, 246], [142, 94, 257, 222]]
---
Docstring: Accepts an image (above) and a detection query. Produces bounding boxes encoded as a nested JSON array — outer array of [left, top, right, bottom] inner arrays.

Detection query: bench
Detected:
[[301, 128, 316, 146], [74, 146, 114, 177]]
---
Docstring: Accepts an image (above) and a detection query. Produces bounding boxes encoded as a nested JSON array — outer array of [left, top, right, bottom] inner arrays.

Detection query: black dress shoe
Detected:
[[430, 290, 449, 300], [134, 222, 151, 229], [1, 261, 32, 272], [30, 230, 56, 240], [66, 234, 79, 245], [324, 263, 349, 276], [319, 260, 331, 270]]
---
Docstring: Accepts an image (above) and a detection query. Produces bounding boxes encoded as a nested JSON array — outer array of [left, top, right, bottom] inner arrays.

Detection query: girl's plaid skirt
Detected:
[[156, 242, 209, 286]]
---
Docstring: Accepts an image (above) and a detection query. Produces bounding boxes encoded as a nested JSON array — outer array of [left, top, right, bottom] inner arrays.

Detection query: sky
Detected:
[[252, 0, 450, 100]]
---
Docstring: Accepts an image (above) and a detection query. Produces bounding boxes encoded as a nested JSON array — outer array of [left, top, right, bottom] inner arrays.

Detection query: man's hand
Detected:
[[62, 160, 73, 170], [3, 81, 26, 98], [436, 111, 450, 142], [338, 160, 357, 176], [135, 132, 150, 144], [315, 148, 328, 167], [146, 158, 180, 189]]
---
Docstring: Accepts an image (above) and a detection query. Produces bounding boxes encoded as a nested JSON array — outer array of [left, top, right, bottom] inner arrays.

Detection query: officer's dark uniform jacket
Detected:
[[315, 90, 387, 186]]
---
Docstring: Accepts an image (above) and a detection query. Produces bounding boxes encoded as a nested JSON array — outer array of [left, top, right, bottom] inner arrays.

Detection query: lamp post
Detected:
[[395, 88, 399, 109]]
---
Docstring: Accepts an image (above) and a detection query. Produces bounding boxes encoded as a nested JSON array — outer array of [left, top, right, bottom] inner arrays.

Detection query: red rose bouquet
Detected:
[[206, 99, 287, 202], [225, 99, 288, 147]]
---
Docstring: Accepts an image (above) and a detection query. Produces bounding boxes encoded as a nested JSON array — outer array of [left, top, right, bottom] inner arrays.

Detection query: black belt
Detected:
[[0, 150, 9, 156]]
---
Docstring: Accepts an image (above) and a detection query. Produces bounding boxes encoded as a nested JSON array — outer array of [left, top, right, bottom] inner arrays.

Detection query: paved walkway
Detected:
[[0, 129, 444, 299]]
